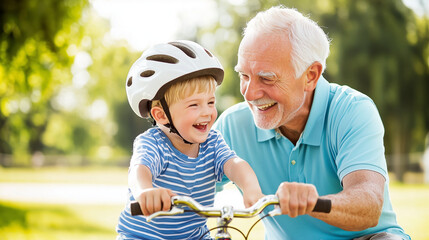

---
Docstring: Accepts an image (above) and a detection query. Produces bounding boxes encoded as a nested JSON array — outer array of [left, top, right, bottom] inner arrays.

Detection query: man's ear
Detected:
[[151, 106, 169, 125], [304, 62, 322, 91]]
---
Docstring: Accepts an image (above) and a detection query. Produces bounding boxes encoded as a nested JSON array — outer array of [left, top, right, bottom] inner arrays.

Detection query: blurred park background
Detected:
[[0, 0, 428, 239]]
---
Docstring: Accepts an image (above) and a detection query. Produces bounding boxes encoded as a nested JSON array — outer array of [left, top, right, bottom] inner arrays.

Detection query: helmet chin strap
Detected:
[[160, 98, 193, 145]]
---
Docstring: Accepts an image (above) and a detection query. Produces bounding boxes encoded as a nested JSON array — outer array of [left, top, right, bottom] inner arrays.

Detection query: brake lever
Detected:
[[268, 207, 282, 217], [146, 206, 184, 222], [267, 197, 332, 217]]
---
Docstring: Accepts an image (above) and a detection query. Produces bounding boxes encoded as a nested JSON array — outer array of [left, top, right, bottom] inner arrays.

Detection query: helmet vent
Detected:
[[147, 54, 178, 64], [127, 77, 133, 87], [169, 42, 196, 59], [204, 49, 213, 57], [140, 70, 155, 78]]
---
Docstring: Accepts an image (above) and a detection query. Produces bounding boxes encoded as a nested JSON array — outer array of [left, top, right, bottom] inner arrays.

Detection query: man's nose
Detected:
[[241, 78, 263, 101]]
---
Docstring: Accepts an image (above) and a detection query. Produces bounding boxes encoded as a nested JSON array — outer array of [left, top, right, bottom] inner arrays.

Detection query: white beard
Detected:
[[247, 92, 307, 130], [248, 102, 284, 130]]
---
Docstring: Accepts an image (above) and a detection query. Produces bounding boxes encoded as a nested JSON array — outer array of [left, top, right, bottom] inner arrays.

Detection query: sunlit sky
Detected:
[[91, 0, 428, 52], [90, 0, 222, 51]]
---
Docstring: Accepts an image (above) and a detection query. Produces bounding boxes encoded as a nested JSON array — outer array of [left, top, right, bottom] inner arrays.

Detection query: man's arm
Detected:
[[276, 169, 385, 231], [311, 170, 384, 230]]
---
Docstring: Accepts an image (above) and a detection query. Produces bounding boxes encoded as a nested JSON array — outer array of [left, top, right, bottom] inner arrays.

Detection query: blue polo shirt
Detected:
[[214, 77, 409, 240]]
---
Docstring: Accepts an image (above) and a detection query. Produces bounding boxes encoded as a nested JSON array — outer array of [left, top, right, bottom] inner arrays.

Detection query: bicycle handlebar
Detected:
[[130, 194, 331, 221]]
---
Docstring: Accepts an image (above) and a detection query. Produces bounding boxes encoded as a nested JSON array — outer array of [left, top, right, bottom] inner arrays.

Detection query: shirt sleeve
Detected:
[[130, 133, 163, 179], [332, 99, 388, 182], [212, 130, 237, 182]]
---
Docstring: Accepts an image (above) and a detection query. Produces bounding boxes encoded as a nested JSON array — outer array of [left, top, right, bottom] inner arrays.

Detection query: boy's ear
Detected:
[[150, 106, 169, 125]]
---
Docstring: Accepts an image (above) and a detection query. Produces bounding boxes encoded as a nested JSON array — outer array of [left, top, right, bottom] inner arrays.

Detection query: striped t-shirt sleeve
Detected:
[[130, 131, 163, 178], [212, 130, 237, 181]]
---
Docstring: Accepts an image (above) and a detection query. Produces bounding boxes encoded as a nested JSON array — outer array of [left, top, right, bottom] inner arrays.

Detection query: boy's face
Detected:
[[168, 89, 217, 144]]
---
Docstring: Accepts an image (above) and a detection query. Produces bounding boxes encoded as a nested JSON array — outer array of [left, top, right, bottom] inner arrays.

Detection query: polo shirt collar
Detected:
[[301, 76, 330, 146], [256, 127, 277, 142], [255, 76, 330, 145]]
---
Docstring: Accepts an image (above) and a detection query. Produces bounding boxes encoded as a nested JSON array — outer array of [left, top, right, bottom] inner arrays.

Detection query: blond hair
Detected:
[[152, 76, 217, 108]]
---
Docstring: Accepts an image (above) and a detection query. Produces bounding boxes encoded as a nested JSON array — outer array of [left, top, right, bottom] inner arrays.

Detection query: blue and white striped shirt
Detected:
[[117, 127, 236, 240]]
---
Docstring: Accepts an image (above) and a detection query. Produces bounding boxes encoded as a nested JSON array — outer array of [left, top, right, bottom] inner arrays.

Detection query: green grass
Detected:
[[0, 201, 123, 240], [0, 167, 428, 239], [0, 167, 127, 240], [389, 182, 429, 240], [0, 200, 262, 240], [0, 166, 128, 185]]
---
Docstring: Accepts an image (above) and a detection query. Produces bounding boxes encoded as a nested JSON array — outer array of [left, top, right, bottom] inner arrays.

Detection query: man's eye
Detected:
[[208, 101, 215, 105], [261, 77, 275, 84]]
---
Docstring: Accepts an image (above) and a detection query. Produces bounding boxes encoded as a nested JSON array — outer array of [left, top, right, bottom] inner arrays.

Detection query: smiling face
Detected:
[[151, 76, 218, 148], [168, 88, 217, 144], [235, 32, 311, 132]]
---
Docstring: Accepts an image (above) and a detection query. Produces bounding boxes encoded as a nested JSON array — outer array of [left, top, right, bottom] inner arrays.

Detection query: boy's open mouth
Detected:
[[193, 123, 208, 131]]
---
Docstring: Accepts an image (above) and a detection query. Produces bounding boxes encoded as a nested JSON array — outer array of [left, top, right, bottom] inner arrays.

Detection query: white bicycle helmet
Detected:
[[126, 40, 224, 118]]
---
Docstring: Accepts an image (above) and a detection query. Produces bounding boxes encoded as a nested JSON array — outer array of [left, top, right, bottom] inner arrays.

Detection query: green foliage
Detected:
[[0, 0, 87, 61], [0, 0, 144, 165], [0, 0, 89, 161], [86, 42, 151, 154], [0, 0, 428, 175], [318, 0, 429, 178]]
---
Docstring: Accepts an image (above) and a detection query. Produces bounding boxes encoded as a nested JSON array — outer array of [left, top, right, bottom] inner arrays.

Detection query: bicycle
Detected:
[[130, 194, 331, 240]]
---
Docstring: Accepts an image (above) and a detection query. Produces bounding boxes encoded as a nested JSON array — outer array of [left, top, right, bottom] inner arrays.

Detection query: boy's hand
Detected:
[[136, 188, 176, 216]]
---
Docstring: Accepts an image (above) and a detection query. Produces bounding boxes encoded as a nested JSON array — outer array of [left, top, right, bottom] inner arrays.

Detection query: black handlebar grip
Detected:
[[130, 201, 143, 216], [313, 198, 331, 213]]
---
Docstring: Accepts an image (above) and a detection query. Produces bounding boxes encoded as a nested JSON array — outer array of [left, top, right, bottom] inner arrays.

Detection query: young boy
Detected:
[[116, 40, 264, 240]]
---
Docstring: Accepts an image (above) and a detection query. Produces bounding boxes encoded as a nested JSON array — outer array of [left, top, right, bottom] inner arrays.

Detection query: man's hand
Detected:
[[136, 188, 176, 216], [276, 182, 319, 218]]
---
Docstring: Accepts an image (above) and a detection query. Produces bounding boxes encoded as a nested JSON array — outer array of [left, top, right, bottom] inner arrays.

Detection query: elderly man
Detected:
[[214, 6, 410, 240]]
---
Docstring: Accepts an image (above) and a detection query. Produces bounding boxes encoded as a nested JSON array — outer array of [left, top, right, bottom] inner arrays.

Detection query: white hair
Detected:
[[244, 6, 331, 78]]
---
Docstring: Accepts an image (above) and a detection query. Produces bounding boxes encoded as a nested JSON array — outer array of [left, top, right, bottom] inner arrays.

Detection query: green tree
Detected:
[[321, 0, 429, 180], [0, 0, 89, 164], [0, 0, 145, 165], [85, 36, 151, 159]]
